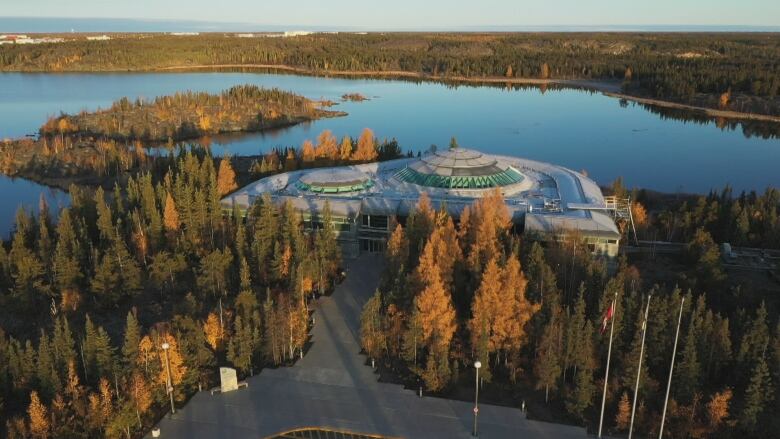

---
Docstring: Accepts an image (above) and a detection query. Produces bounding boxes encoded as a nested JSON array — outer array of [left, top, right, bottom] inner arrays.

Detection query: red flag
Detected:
[[600, 301, 614, 334]]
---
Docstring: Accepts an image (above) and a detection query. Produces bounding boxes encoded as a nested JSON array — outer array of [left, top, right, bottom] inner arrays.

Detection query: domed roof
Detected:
[[395, 147, 526, 189], [296, 167, 374, 193], [411, 148, 504, 177]]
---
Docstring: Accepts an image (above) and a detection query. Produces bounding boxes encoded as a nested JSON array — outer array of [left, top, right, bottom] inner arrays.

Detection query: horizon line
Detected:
[[1, 16, 779, 33]]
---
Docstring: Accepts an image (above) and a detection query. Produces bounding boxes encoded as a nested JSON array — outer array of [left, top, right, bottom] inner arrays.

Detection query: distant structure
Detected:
[[86, 34, 111, 41], [284, 30, 313, 37], [0, 34, 64, 45], [170, 32, 200, 36], [236, 33, 256, 38], [223, 147, 623, 258]]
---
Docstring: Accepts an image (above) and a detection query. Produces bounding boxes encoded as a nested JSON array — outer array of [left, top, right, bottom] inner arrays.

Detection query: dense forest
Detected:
[[361, 189, 779, 438], [1, 33, 779, 116], [621, 181, 780, 249], [38, 85, 342, 142], [0, 148, 347, 438], [0, 112, 422, 437]]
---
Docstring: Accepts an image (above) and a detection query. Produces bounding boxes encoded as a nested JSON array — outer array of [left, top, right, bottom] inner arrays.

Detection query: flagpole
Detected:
[[598, 292, 618, 438], [628, 294, 651, 439], [658, 296, 685, 438]]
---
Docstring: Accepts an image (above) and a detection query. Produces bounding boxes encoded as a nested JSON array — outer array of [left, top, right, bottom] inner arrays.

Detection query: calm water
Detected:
[[0, 174, 69, 238], [1, 71, 779, 232]]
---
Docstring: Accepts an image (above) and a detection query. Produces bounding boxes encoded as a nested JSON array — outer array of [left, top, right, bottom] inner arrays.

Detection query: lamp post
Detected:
[[161, 342, 175, 415], [473, 360, 482, 437]]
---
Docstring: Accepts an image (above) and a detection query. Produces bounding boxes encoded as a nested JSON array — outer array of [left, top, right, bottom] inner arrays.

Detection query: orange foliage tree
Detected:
[[351, 128, 377, 162], [163, 192, 180, 232], [465, 189, 511, 275], [216, 157, 238, 196], [203, 312, 223, 351], [339, 136, 353, 161], [27, 390, 50, 439], [316, 130, 339, 160], [301, 139, 316, 162], [414, 261, 457, 390]]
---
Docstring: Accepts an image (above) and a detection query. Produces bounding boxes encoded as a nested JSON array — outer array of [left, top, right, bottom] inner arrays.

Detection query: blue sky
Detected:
[[1, 0, 779, 29]]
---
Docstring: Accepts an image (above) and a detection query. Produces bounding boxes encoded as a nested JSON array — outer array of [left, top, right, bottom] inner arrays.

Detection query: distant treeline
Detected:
[[1, 33, 780, 115], [39, 85, 341, 142]]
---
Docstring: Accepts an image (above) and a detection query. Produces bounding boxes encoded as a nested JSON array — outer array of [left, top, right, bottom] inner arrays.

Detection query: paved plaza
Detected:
[[147, 255, 587, 439]]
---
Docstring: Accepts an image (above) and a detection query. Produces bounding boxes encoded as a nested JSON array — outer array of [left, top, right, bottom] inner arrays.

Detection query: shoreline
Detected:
[[153, 63, 780, 124]]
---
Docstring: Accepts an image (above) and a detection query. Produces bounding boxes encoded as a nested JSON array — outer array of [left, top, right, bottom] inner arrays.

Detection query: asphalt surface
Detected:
[[147, 254, 587, 439]]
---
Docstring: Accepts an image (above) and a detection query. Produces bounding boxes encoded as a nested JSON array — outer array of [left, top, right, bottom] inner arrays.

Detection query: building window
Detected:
[[361, 215, 389, 230], [360, 239, 385, 253], [370, 215, 388, 230]]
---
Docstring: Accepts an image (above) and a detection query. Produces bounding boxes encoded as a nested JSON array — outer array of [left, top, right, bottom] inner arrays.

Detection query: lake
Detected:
[[0, 174, 70, 238], [1, 71, 779, 232]]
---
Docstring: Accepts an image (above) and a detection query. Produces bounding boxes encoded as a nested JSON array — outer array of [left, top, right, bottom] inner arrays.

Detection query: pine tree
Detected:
[[36, 331, 59, 398], [566, 321, 596, 419], [707, 389, 732, 429], [122, 311, 141, 370], [615, 391, 631, 431], [351, 128, 377, 162], [301, 139, 316, 162], [339, 136, 353, 161], [216, 156, 238, 196], [360, 291, 385, 360], [52, 316, 76, 377], [676, 320, 701, 403], [535, 307, 563, 403], [163, 191, 180, 232], [316, 129, 339, 160], [415, 263, 456, 389], [469, 257, 503, 380], [228, 315, 254, 375], [263, 292, 281, 365], [203, 312, 223, 351], [737, 302, 770, 371], [27, 391, 50, 439], [740, 356, 773, 430]]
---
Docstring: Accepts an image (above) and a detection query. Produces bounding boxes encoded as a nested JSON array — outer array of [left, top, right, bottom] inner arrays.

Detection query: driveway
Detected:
[[147, 254, 586, 438]]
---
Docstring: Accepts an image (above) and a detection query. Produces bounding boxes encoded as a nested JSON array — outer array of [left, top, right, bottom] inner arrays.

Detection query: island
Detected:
[[39, 84, 345, 142]]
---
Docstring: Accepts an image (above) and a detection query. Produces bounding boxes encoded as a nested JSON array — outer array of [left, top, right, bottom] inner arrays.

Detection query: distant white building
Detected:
[[170, 32, 200, 36], [236, 33, 256, 38], [86, 35, 111, 41], [284, 31, 313, 37], [14, 37, 65, 45]]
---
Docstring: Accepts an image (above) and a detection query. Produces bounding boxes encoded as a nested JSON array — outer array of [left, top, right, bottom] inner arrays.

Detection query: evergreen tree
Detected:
[[740, 356, 773, 430], [566, 321, 596, 420], [36, 331, 59, 398], [535, 307, 563, 403], [676, 320, 701, 403], [121, 311, 141, 370], [52, 316, 76, 377]]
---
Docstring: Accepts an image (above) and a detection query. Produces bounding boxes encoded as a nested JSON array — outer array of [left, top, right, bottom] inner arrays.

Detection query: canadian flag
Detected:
[[600, 301, 615, 334]]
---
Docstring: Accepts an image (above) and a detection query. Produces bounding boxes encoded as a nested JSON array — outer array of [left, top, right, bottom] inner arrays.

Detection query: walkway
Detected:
[[146, 255, 587, 439]]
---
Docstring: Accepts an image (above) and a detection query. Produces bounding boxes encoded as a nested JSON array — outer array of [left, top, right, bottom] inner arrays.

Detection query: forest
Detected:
[[624, 181, 780, 250], [38, 85, 342, 142], [1, 32, 779, 116], [0, 120, 419, 437], [0, 149, 345, 438], [360, 188, 779, 438]]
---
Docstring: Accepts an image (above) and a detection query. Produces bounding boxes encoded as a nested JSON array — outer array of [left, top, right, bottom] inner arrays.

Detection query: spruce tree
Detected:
[[676, 321, 701, 403], [121, 311, 141, 370], [740, 356, 773, 430], [566, 321, 596, 420], [535, 307, 563, 403], [52, 316, 76, 377]]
